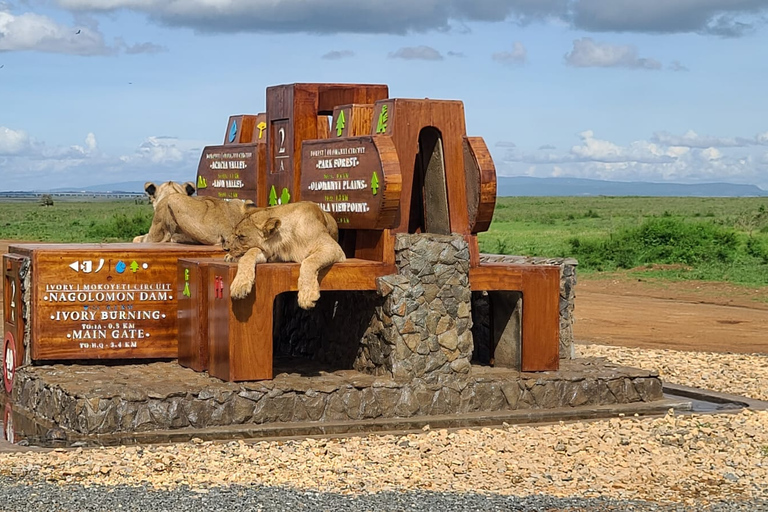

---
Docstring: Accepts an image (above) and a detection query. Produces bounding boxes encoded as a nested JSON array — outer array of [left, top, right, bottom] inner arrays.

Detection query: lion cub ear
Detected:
[[183, 182, 196, 196], [262, 218, 281, 238]]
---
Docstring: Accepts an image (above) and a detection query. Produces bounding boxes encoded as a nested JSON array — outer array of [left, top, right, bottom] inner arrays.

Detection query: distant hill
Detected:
[[50, 181, 147, 193], [21, 177, 768, 197], [497, 177, 768, 197]]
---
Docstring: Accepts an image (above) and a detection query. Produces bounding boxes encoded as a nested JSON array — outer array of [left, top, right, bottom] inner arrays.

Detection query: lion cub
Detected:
[[133, 181, 256, 245], [222, 201, 346, 309]]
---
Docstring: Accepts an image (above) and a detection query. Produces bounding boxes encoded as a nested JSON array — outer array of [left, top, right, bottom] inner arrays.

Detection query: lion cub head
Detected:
[[222, 214, 281, 260], [143, 181, 195, 208]]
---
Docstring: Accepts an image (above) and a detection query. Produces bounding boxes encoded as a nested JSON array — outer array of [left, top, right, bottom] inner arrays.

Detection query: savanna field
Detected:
[[3, 195, 766, 288], [2, 196, 768, 510]]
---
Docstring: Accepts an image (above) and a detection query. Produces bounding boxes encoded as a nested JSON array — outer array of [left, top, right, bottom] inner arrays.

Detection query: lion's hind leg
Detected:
[[297, 239, 346, 310]]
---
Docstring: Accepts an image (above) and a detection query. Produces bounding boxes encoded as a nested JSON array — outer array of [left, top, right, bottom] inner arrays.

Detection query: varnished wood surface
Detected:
[[7, 244, 225, 361], [195, 143, 260, 201], [265, 84, 389, 208], [463, 136, 497, 234], [370, 99, 472, 236], [4, 254, 27, 371], [207, 258, 395, 382], [332, 104, 376, 138], [177, 258, 225, 371], [470, 263, 560, 372], [300, 135, 402, 230]]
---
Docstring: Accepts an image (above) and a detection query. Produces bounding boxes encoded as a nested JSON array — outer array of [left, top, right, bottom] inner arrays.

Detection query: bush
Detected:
[[570, 217, 739, 270], [86, 212, 152, 241]]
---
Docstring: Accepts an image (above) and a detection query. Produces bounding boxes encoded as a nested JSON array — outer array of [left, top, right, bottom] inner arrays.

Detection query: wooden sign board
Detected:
[[195, 143, 260, 201], [7, 244, 225, 361], [331, 104, 375, 138], [3, 254, 27, 393], [300, 135, 402, 230], [223, 113, 267, 145]]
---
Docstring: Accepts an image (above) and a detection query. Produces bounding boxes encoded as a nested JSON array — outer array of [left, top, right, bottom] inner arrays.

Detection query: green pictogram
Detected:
[[197, 175, 207, 189], [130, 261, 139, 273], [335, 110, 346, 136], [280, 188, 291, 205], [183, 282, 191, 297], [371, 171, 380, 196], [376, 105, 389, 134], [268, 185, 278, 206]]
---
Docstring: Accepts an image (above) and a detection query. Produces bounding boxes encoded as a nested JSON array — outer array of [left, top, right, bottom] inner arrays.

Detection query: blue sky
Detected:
[[1, 0, 767, 191]]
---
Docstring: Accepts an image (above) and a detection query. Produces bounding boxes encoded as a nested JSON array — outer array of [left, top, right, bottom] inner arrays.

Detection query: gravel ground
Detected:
[[0, 344, 767, 511]]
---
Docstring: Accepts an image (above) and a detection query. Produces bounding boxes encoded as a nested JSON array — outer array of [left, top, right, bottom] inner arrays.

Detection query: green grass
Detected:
[[0, 198, 152, 242], [479, 196, 768, 287], [2, 195, 768, 287]]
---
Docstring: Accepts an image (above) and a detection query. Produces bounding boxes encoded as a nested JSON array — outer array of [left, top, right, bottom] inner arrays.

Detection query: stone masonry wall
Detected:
[[354, 234, 474, 380]]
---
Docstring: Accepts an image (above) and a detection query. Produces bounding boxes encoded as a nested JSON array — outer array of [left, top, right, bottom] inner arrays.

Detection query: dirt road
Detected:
[[2, 241, 767, 355]]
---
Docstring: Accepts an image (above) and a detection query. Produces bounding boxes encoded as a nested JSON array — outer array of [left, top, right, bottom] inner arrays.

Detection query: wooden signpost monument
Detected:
[[191, 83, 560, 382], [1, 82, 561, 393]]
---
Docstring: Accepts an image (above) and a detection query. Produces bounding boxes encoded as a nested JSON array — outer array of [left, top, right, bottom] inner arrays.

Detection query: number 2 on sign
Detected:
[[278, 127, 286, 154]]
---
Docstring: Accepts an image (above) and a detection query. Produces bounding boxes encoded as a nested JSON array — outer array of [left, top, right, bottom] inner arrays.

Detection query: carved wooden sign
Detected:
[[195, 144, 259, 201], [224, 113, 267, 145], [300, 135, 401, 230], [8, 243, 224, 361]]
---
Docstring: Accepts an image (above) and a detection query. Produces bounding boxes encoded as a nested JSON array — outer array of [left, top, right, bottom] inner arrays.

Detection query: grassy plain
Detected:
[[480, 196, 768, 286], [1, 195, 767, 287], [0, 197, 152, 242]]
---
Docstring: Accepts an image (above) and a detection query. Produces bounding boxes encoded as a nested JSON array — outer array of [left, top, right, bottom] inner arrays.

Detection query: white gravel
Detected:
[[1, 343, 767, 510]]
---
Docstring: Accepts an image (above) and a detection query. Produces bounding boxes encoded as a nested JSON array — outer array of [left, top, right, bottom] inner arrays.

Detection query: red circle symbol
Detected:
[[3, 332, 16, 394]]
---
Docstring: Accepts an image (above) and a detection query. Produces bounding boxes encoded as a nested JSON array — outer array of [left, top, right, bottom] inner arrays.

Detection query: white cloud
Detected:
[[0, 10, 114, 55], [0, 128, 203, 190], [0, 8, 166, 55], [498, 129, 768, 189], [0, 126, 30, 155], [388, 45, 443, 61], [492, 41, 526, 65], [564, 38, 662, 69], [652, 130, 763, 148]]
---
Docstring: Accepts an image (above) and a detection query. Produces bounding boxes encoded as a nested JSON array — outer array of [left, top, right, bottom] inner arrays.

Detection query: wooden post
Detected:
[[265, 84, 388, 209], [177, 258, 224, 371]]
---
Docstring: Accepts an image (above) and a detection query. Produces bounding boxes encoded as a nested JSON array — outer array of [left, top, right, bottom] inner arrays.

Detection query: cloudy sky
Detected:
[[1, 0, 767, 191]]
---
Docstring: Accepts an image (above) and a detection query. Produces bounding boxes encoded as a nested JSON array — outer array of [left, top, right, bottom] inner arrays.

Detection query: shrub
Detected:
[[569, 217, 739, 270], [86, 212, 152, 242]]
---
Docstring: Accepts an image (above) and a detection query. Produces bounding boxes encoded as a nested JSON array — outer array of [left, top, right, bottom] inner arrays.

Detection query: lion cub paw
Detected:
[[297, 288, 320, 310], [229, 275, 254, 299], [132, 235, 145, 243], [224, 254, 238, 263]]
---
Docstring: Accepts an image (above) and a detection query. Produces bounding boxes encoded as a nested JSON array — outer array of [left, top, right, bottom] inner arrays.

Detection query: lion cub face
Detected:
[[222, 215, 281, 260], [144, 181, 195, 208]]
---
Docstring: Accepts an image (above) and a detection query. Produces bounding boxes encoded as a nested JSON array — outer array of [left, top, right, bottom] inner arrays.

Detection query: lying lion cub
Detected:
[[133, 181, 256, 245], [222, 201, 346, 309]]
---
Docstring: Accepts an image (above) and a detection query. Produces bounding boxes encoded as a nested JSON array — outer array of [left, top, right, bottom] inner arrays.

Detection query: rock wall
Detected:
[[354, 234, 474, 380]]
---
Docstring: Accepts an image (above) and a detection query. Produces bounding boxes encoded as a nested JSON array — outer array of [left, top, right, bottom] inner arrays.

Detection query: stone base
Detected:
[[11, 358, 663, 438]]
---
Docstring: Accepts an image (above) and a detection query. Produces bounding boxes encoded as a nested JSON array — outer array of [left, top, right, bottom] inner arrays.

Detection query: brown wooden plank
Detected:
[[207, 258, 395, 382], [332, 104, 375, 138], [370, 99, 471, 236], [195, 143, 259, 201], [300, 135, 402, 230], [177, 258, 225, 371], [8, 244, 224, 361], [463, 136, 497, 233], [470, 263, 559, 372]]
